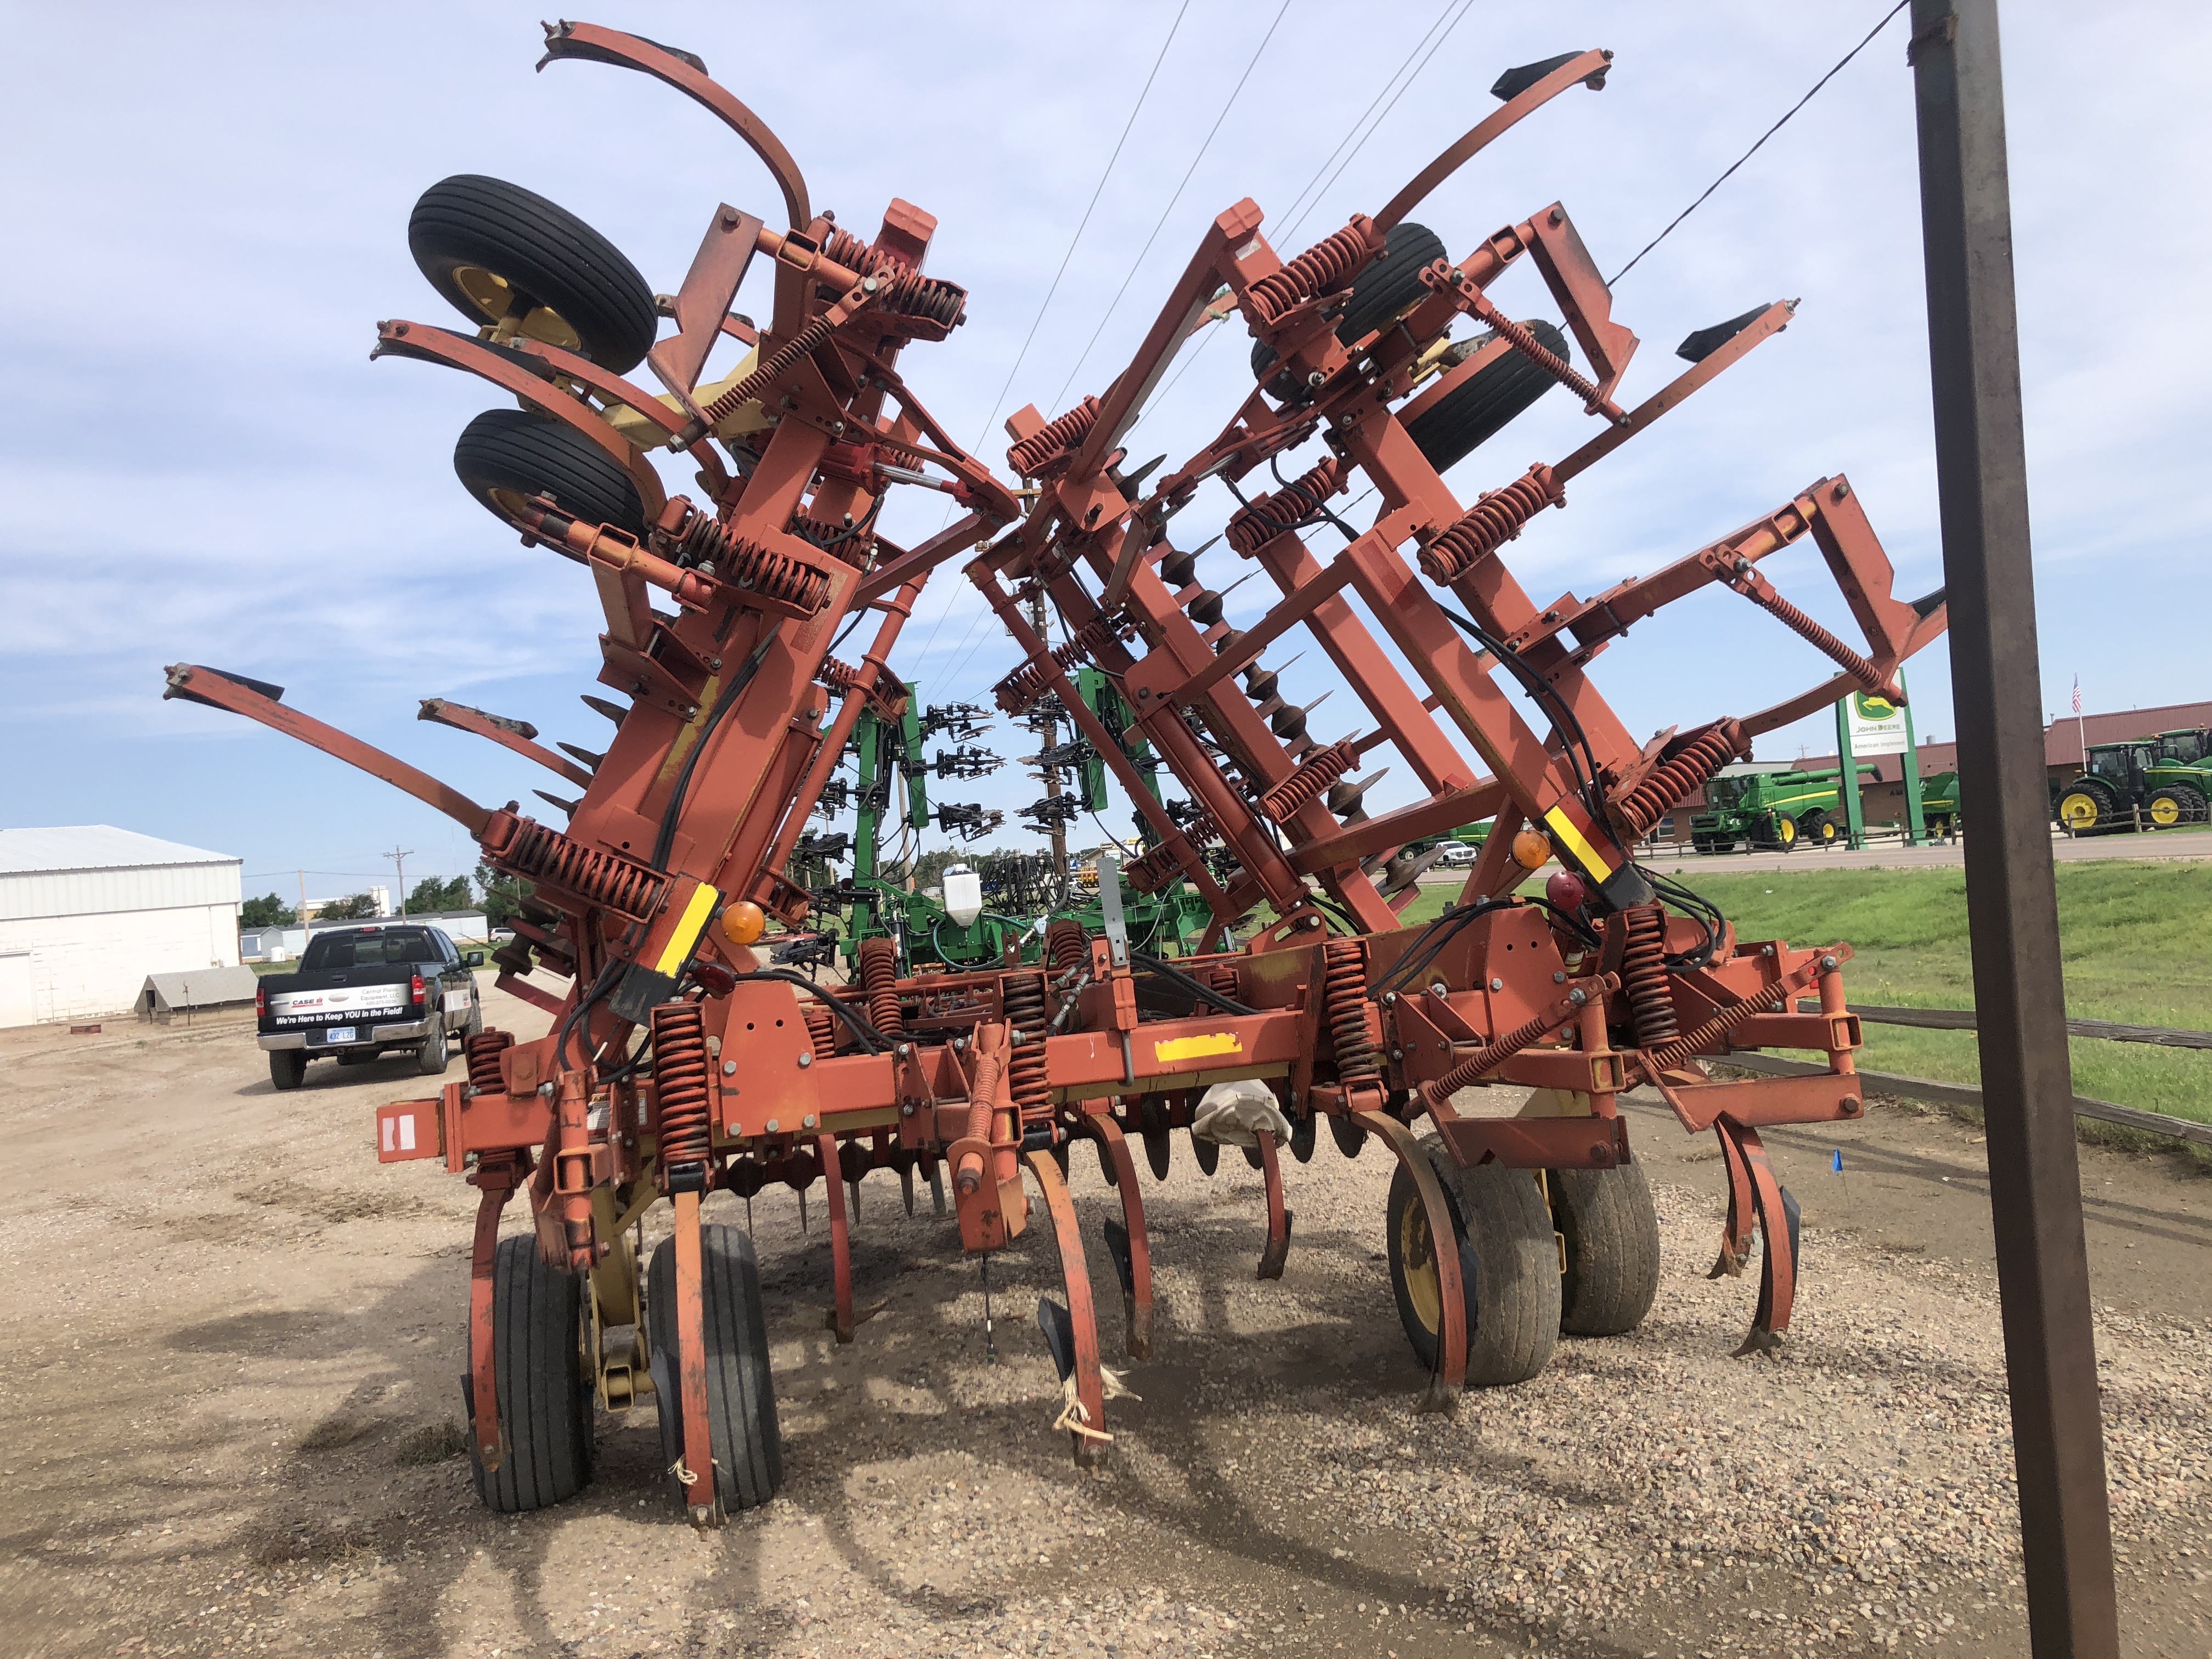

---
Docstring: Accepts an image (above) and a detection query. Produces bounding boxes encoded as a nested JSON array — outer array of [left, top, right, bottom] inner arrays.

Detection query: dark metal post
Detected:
[[1909, 3, 2119, 1653]]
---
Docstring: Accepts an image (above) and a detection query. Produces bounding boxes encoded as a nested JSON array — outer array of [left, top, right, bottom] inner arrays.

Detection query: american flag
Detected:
[[2072, 675, 2082, 715]]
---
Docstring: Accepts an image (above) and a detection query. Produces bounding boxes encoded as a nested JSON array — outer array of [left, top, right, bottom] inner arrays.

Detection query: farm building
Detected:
[[0, 826, 242, 1028]]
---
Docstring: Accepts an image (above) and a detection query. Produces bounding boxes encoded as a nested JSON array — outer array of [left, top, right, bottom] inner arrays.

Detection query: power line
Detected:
[[1046, 0, 1295, 415], [1607, 0, 1910, 286], [1273, 0, 1458, 234], [909, 1, 1192, 667]]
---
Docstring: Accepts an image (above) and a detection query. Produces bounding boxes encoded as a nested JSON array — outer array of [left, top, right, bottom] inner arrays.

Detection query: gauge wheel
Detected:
[[1404, 319, 1572, 474], [409, 174, 658, 373], [646, 1225, 782, 1515], [1335, 221, 1447, 346], [453, 407, 647, 537], [467, 1236, 595, 1513], [1386, 1136, 1559, 1386], [2056, 780, 2119, 833]]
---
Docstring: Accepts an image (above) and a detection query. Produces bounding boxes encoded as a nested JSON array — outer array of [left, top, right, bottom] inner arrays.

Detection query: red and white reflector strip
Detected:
[[376, 1099, 443, 1162]]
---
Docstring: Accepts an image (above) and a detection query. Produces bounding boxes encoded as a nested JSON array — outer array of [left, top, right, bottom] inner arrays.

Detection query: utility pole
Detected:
[[386, 847, 415, 917], [1029, 591, 1070, 902], [296, 870, 307, 929]]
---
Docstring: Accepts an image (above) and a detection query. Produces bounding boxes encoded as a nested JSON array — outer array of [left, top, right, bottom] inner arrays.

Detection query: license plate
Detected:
[[324, 1026, 356, 1045]]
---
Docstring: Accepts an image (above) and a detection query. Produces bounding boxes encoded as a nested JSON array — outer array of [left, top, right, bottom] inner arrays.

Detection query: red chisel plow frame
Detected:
[[167, 29, 1946, 1524]]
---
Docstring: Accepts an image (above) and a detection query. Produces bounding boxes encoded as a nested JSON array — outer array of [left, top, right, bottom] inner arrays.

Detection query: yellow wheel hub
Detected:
[[1398, 1199, 1441, 1336], [2058, 791, 2102, 830], [1776, 817, 1796, 845], [1819, 820, 1837, 842], [2150, 795, 2182, 827], [454, 265, 584, 353]]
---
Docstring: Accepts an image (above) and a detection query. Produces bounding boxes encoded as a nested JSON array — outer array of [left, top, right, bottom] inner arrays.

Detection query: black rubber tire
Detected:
[[453, 407, 647, 537], [1336, 221, 1447, 346], [409, 174, 657, 373], [469, 1237, 594, 1513], [463, 994, 485, 1043], [1385, 1136, 1559, 1386], [1801, 811, 1837, 845], [269, 1049, 307, 1091], [2175, 785, 2210, 823], [416, 1023, 450, 1077], [647, 1225, 782, 1514], [1405, 319, 1572, 473], [1549, 1161, 1661, 1337], [2147, 786, 2203, 829]]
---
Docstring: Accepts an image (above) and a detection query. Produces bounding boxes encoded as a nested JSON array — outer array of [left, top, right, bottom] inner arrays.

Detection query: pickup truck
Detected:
[[257, 923, 483, 1091]]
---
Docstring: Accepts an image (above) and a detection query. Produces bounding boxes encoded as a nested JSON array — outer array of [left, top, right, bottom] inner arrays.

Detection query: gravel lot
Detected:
[[5, 981, 2209, 1657]]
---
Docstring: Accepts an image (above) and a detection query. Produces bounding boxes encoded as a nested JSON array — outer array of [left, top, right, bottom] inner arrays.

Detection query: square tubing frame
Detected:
[[1911, 2, 2117, 1651]]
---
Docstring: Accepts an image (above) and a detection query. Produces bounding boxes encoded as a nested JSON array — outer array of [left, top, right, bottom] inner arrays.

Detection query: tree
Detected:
[[240, 893, 296, 929], [317, 893, 377, 921], [408, 874, 473, 915], [476, 862, 531, 928]]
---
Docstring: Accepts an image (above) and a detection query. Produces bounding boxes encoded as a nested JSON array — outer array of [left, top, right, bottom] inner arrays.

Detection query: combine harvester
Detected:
[[166, 25, 1948, 1525]]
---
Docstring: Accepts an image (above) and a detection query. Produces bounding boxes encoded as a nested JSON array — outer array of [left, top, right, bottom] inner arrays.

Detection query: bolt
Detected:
[[1303, 915, 1322, 929], [723, 1060, 737, 1075], [797, 1052, 812, 1069], [900, 1102, 915, 1117], [895, 1042, 912, 1058], [1390, 1047, 1404, 1061], [538, 1082, 556, 1097], [1381, 990, 1397, 1006], [708, 656, 723, 670], [1553, 970, 1567, 984], [862, 275, 878, 292], [1569, 988, 1588, 1006], [1429, 981, 1448, 997], [1549, 207, 1565, 226], [1762, 944, 1776, 957], [803, 1114, 817, 1129], [1307, 370, 1325, 387], [766, 1118, 780, 1133], [1490, 977, 1504, 992], [1820, 955, 1838, 972], [684, 706, 698, 719]]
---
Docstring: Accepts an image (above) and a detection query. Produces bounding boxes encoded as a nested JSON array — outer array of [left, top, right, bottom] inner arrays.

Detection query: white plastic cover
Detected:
[[943, 868, 983, 927]]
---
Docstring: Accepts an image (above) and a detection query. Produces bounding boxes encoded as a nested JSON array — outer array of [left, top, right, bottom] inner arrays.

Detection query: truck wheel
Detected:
[[1386, 1136, 1560, 1387], [1549, 1163, 1661, 1337], [1405, 318, 1573, 474], [416, 1023, 451, 1076], [409, 174, 657, 373], [269, 1049, 307, 1091], [469, 1236, 595, 1513], [647, 1225, 783, 1514], [453, 407, 647, 537]]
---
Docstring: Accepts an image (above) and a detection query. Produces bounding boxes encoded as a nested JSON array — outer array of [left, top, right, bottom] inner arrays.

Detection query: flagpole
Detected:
[[2075, 676, 2086, 768]]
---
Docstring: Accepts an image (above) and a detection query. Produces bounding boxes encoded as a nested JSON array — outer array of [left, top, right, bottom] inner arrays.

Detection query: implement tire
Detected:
[[1549, 1161, 1661, 1337], [647, 1225, 782, 1514], [469, 1236, 595, 1513], [1336, 221, 1447, 346], [1405, 319, 1572, 473], [453, 407, 647, 537], [1386, 1135, 1559, 1387]]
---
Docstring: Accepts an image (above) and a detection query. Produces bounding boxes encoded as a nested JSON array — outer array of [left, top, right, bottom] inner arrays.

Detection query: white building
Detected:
[[0, 827, 242, 1028]]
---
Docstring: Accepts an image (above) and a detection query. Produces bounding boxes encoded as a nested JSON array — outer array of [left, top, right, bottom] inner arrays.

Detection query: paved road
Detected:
[[1420, 828, 2212, 881]]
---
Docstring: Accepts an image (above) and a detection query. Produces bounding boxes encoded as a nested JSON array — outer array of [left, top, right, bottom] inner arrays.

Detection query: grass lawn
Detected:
[[1394, 861, 2212, 1136]]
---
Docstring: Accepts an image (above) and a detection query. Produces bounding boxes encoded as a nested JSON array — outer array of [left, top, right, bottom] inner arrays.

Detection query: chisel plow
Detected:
[[166, 26, 1946, 1523]]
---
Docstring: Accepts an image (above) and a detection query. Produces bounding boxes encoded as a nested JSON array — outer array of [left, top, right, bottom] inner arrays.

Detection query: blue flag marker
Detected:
[[1831, 1149, 1844, 1173]]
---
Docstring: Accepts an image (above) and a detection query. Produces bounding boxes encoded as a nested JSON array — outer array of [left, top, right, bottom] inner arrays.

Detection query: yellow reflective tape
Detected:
[[1542, 805, 1613, 881], [653, 883, 723, 975], [1154, 1032, 1243, 1063]]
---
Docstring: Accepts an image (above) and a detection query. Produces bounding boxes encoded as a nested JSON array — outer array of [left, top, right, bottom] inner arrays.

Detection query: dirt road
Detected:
[[5, 982, 2209, 1658]]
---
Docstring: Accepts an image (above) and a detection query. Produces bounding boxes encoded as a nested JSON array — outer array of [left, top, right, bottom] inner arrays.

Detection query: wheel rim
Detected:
[[1398, 1198, 1441, 1336], [1777, 819, 1796, 845], [1819, 821, 1837, 842], [453, 265, 585, 353], [2150, 796, 2181, 827], [2058, 791, 2101, 829]]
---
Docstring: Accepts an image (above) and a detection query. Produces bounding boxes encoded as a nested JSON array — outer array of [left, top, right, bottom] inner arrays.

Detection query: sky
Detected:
[[3, 1, 2207, 901]]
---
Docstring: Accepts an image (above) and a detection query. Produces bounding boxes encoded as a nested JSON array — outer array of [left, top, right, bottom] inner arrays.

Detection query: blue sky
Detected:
[[3, 2, 2206, 898]]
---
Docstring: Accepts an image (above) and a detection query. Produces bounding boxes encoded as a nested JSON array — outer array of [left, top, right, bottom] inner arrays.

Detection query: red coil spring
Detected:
[[819, 227, 968, 331], [857, 936, 905, 1037], [1617, 721, 1744, 836], [1207, 962, 1242, 1001], [1001, 972, 1050, 1123], [1008, 396, 1102, 478], [1618, 902, 1679, 1047], [1322, 937, 1380, 1079], [495, 818, 668, 921], [1733, 578, 1889, 695], [671, 511, 831, 616], [1226, 456, 1342, 556], [1260, 738, 1359, 823], [1421, 1000, 1578, 1109], [1645, 976, 1799, 1076], [693, 310, 842, 433], [819, 656, 861, 695], [1046, 919, 1090, 978], [1418, 465, 1564, 583], [802, 1003, 836, 1059], [465, 1028, 512, 1092], [1246, 217, 1379, 325], [1125, 820, 1214, 894], [650, 1002, 713, 1177], [991, 612, 1121, 714]]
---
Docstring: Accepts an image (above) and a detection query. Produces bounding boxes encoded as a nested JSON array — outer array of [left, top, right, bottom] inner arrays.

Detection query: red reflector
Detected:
[[411, 972, 425, 1005], [255, 982, 266, 1015]]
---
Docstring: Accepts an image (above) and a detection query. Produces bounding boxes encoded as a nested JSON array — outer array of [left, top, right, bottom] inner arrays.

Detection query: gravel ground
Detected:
[[5, 988, 2210, 1657]]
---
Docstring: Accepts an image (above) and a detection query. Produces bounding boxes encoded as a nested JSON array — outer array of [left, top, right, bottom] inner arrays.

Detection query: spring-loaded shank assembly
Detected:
[[163, 25, 1945, 1527]]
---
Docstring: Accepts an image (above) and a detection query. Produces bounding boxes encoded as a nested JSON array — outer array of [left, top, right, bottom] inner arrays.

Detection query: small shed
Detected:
[[139, 966, 261, 1024]]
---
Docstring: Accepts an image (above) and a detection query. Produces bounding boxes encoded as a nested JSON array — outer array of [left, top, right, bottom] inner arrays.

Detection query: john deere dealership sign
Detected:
[[1847, 690, 1909, 757]]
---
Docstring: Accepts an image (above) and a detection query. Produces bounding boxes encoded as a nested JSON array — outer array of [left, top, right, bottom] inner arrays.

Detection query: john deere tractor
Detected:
[[2053, 729, 2212, 833]]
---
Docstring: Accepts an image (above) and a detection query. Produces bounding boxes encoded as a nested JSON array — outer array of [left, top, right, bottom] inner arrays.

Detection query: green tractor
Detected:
[[2053, 729, 2212, 833], [1920, 770, 1961, 836], [1691, 762, 1880, 853]]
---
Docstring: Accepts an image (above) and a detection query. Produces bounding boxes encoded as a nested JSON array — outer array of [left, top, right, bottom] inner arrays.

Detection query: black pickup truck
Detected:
[[257, 924, 483, 1090]]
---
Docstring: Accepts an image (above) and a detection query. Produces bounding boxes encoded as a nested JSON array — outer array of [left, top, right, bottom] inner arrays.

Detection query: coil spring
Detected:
[[1418, 465, 1564, 583], [1617, 721, 1744, 836], [857, 936, 905, 1037], [819, 227, 969, 330], [1729, 574, 1889, 695], [788, 512, 874, 568], [1046, 920, 1090, 978], [1002, 972, 1050, 1122], [819, 656, 860, 696], [1207, 962, 1241, 1001], [671, 510, 831, 616], [650, 1001, 713, 1177], [802, 1003, 836, 1059], [1260, 738, 1359, 823], [1246, 217, 1379, 325], [1421, 999, 1578, 1109], [1645, 976, 1801, 1076], [1322, 937, 1380, 1079], [1226, 456, 1342, 556], [991, 612, 1122, 715], [693, 309, 842, 433], [495, 817, 668, 921], [1125, 820, 1214, 894], [465, 1028, 512, 1092], [1008, 396, 1102, 478], [1476, 302, 1612, 413], [1619, 902, 1680, 1047]]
